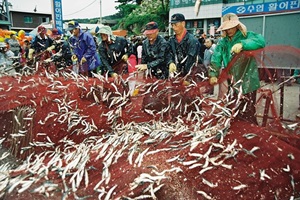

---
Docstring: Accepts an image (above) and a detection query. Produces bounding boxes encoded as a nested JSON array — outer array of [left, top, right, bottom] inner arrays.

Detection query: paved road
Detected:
[[211, 81, 300, 125], [257, 81, 299, 123]]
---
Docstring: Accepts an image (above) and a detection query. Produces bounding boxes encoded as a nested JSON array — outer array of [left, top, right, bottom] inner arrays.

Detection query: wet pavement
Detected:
[[210, 81, 300, 126]]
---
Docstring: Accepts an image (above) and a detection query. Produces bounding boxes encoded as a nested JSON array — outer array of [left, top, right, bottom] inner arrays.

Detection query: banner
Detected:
[[222, 0, 300, 15], [52, 0, 63, 31]]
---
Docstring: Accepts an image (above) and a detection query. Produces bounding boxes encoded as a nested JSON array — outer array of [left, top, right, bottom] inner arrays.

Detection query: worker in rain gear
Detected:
[[28, 26, 54, 60], [209, 13, 266, 124], [98, 25, 132, 77], [67, 21, 101, 76]]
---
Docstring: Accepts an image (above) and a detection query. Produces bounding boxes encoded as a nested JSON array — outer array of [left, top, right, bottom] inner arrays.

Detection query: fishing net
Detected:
[[0, 45, 299, 199]]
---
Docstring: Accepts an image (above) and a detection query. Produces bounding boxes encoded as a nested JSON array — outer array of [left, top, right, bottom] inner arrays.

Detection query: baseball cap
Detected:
[[37, 26, 46, 34], [143, 22, 159, 35], [51, 28, 61, 36], [67, 21, 80, 31], [170, 13, 185, 23]]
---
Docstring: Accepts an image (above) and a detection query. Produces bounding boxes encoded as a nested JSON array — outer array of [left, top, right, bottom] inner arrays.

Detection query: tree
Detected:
[[115, 0, 143, 5], [115, 0, 170, 35]]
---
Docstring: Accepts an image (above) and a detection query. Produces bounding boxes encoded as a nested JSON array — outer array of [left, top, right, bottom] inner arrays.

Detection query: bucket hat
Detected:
[[217, 13, 247, 36]]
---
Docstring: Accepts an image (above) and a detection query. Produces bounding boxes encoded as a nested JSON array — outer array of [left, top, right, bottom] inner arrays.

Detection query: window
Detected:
[[40, 17, 50, 23], [197, 20, 204, 28], [24, 16, 33, 23], [185, 21, 194, 29], [208, 18, 221, 28]]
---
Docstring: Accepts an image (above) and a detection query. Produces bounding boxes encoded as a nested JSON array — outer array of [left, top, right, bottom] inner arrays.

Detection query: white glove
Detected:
[[44, 58, 52, 63], [135, 64, 147, 71], [122, 54, 128, 62], [71, 55, 78, 62], [28, 49, 35, 59], [46, 45, 55, 52], [169, 63, 177, 73], [111, 73, 118, 78], [231, 43, 243, 54], [209, 77, 218, 85], [80, 57, 87, 65]]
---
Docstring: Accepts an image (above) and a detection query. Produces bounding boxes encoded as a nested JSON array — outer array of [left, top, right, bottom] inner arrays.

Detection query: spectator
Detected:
[[292, 69, 300, 84], [98, 25, 132, 77], [203, 38, 215, 69], [209, 13, 266, 124], [136, 38, 143, 64], [0, 42, 16, 75], [135, 21, 171, 79], [292, 70, 300, 118], [67, 21, 101, 76], [203, 38, 216, 95], [7, 33, 21, 57], [198, 33, 207, 63]]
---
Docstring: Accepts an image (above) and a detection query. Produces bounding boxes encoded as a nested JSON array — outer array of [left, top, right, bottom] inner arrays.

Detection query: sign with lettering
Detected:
[[53, 0, 63, 31], [171, 0, 222, 8], [222, 0, 300, 15]]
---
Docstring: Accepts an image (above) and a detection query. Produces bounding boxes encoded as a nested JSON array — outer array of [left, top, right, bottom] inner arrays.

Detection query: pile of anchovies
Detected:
[[0, 69, 297, 199]]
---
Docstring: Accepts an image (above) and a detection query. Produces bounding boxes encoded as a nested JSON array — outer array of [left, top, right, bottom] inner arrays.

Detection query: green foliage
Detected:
[[115, 0, 143, 5], [117, 4, 139, 18], [116, 0, 170, 35]]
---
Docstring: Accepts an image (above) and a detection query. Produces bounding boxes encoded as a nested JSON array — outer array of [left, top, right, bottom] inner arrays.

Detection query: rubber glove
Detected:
[[231, 43, 243, 54], [71, 55, 78, 62], [44, 58, 52, 63], [80, 57, 87, 65], [46, 45, 55, 52], [209, 77, 218, 85], [183, 80, 190, 86], [111, 73, 118, 78], [169, 63, 177, 73], [28, 48, 35, 59], [122, 54, 128, 62], [135, 64, 148, 71]]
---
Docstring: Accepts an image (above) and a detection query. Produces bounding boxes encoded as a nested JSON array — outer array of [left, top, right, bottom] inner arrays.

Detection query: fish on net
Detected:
[[0, 45, 299, 199]]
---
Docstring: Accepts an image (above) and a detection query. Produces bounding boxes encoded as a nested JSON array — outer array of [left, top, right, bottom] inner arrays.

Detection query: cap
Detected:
[[170, 13, 185, 23], [51, 28, 61, 36], [67, 21, 80, 31], [143, 22, 158, 35], [37, 26, 46, 34]]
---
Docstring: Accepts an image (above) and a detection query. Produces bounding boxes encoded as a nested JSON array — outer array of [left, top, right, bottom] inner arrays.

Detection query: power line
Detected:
[[63, 0, 98, 17]]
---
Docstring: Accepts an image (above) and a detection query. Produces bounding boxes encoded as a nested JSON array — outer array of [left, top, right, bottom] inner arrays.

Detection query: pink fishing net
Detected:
[[0, 45, 299, 199]]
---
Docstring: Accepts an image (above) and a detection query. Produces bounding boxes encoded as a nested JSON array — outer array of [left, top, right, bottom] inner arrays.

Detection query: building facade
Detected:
[[169, 0, 300, 48], [9, 10, 52, 32]]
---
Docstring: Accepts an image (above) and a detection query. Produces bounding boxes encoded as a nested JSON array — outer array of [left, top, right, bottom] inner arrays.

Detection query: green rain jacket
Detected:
[[209, 30, 265, 94]]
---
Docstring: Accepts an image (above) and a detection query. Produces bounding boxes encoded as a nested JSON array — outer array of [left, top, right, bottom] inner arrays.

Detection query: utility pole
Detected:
[[99, 0, 102, 24]]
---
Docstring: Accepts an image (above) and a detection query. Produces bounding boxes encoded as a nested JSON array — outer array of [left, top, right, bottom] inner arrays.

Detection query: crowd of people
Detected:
[[7, 14, 221, 79], [7, 13, 293, 124]]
